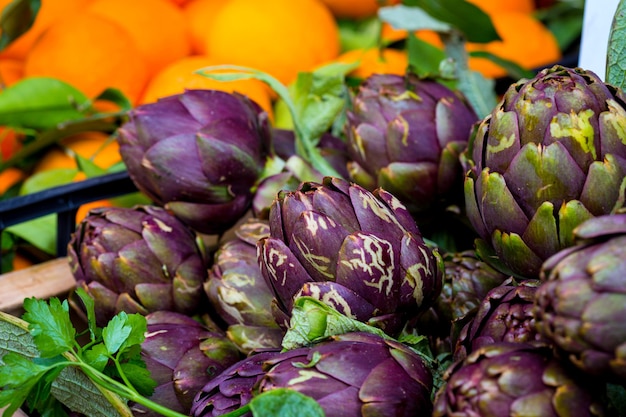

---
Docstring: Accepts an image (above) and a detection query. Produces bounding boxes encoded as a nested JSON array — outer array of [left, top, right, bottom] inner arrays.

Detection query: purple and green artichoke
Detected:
[[433, 342, 608, 417], [205, 218, 284, 353], [117, 89, 271, 235], [132, 311, 242, 417], [190, 349, 282, 417], [534, 213, 626, 383], [453, 278, 546, 361], [461, 65, 626, 278], [257, 176, 444, 335], [67, 205, 208, 325], [345, 72, 478, 215], [257, 332, 433, 417]]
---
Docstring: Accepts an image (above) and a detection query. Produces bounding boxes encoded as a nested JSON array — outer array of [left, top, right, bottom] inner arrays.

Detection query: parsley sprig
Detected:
[[0, 289, 325, 417]]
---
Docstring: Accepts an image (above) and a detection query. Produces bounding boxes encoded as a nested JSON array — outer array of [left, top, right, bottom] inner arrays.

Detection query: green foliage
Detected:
[[607, 0, 626, 89], [0, 0, 40, 51]]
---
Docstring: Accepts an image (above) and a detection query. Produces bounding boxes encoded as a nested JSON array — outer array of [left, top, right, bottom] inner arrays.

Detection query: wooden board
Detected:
[[0, 258, 76, 314]]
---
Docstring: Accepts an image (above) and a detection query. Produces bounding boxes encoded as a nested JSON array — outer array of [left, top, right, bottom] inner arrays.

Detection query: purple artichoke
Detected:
[[462, 65, 626, 278], [117, 89, 271, 234], [453, 278, 547, 361], [433, 342, 608, 417], [257, 332, 433, 417], [345, 72, 478, 215], [190, 349, 282, 417], [131, 311, 242, 416], [535, 213, 626, 383], [205, 218, 284, 353], [68, 205, 208, 325], [257, 176, 443, 335]]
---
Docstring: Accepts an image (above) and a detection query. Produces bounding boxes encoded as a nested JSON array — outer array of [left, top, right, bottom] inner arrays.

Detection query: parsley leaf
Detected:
[[22, 297, 75, 358]]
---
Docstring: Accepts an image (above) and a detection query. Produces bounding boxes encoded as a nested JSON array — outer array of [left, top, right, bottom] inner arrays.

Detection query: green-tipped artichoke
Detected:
[[257, 332, 434, 417], [345, 73, 478, 216], [433, 342, 608, 417], [133, 311, 242, 417], [535, 213, 626, 383], [461, 65, 626, 278], [68, 205, 207, 325], [117, 89, 271, 235], [257, 176, 443, 336], [205, 218, 284, 353]]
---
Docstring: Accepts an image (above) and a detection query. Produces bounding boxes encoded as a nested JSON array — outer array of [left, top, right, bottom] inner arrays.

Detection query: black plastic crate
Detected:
[[0, 170, 138, 266]]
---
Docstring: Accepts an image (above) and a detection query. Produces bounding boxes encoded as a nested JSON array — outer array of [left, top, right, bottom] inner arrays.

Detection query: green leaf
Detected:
[[250, 389, 325, 417], [0, 0, 40, 51], [51, 365, 126, 417], [378, 4, 451, 32], [120, 314, 147, 349], [337, 16, 381, 51], [83, 343, 109, 372], [76, 153, 107, 178], [407, 32, 447, 78], [75, 287, 100, 343], [410, 0, 500, 43], [0, 77, 92, 130], [456, 70, 497, 119], [19, 168, 78, 195], [102, 312, 132, 356], [5, 215, 56, 255], [119, 360, 156, 397], [0, 352, 54, 415], [607, 0, 626, 89], [22, 297, 76, 358], [281, 297, 390, 350]]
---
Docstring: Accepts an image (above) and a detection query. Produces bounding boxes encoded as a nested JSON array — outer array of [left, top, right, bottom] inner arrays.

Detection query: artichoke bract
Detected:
[[191, 349, 282, 417], [345, 73, 478, 215], [257, 176, 443, 335], [68, 205, 207, 325], [257, 332, 434, 417], [117, 89, 271, 235], [462, 65, 626, 278], [132, 311, 242, 417], [535, 213, 626, 383], [433, 342, 608, 417], [205, 218, 284, 353]]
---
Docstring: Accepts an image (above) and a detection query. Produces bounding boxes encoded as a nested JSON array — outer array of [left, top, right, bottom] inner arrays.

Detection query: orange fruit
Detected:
[[335, 48, 408, 79], [140, 55, 274, 118], [0, 0, 93, 60], [166, 0, 194, 6], [466, 12, 561, 78], [0, 58, 24, 87], [183, 0, 231, 55], [0, 167, 25, 195], [11, 252, 34, 271], [0, 127, 23, 161], [467, 0, 534, 15], [318, 0, 400, 20], [87, 0, 191, 77], [206, 0, 340, 86], [23, 11, 149, 103]]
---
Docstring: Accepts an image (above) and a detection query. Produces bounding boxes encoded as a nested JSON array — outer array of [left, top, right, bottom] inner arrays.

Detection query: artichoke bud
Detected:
[[117, 89, 272, 235], [68, 205, 208, 325], [462, 65, 626, 278], [257, 177, 443, 336]]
